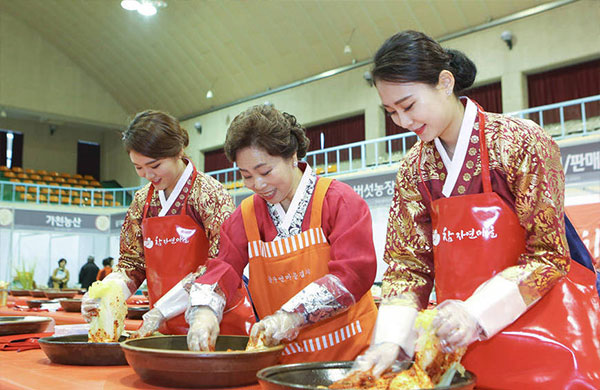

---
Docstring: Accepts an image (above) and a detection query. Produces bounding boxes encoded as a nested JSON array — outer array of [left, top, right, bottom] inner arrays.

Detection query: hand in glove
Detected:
[[433, 299, 482, 353], [81, 292, 100, 322], [128, 308, 165, 339], [351, 342, 409, 377], [186, 306, 220, 352], [82, 272, 135, 323], [249, 310, 304, 347]]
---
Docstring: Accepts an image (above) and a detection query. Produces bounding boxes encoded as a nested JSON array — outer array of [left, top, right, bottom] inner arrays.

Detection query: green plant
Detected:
[[14, 261, 35, 289]]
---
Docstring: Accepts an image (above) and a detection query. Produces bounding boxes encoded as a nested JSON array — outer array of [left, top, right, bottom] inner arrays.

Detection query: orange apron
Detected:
[[419, 104, 600, 389], [142, 167, 255, 336], [241, 178, 377, 363]]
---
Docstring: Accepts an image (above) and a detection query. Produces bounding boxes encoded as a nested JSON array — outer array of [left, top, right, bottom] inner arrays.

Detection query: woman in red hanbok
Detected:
[[352, 30, 600, 389], [184, 105, 378, 363], [81, 110, 255, 337]]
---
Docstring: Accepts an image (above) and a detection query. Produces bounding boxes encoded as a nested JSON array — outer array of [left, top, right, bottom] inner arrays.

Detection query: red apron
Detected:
[[241, 178, 377, 363], [419, 105, 600, 389], [142, 167, 255, 336]]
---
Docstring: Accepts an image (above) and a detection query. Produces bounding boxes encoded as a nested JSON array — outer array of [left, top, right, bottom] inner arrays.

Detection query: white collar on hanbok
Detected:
[[434, 97, 477, 197], [157, 160, 193, 217], [270, 163, 314, 233]]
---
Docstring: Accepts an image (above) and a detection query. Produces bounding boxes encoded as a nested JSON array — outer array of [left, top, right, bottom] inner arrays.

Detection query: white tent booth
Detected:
[[0, 206, 126, 289]]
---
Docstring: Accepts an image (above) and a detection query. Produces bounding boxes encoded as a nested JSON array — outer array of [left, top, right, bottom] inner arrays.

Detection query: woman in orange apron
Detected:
[[185, 104, 378, 363], [81, 110, 255, 337], [352, 31, 600, 388]]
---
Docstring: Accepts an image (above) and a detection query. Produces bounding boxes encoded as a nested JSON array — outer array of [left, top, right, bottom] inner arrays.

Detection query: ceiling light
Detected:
[[121, 0, 166, 16], [138, 2, 157, 16], [206, 89, 214, 99], [343, 44, 352, 55], [120, 0, 140, 11], [0, 109, 6, 118]]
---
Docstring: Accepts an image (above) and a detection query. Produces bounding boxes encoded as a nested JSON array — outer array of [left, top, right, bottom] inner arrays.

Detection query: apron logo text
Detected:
[[144, 228, 197, 249], [432, 226, 498, 246], [267, 268, 311, 284]]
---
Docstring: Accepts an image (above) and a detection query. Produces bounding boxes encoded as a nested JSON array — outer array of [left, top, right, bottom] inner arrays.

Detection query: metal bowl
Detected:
[[27, 299, 58, 309], [30, 290, 47, 297], [38, 334, 128, 366], [0, 316, 52, 336], [257, 361, 476, 390], [9, 289, 30, 296], [121, 335, 284, 388], [126, 306, 149, 320], [43, 290, 77, 299], [59, 298, 82, 312]]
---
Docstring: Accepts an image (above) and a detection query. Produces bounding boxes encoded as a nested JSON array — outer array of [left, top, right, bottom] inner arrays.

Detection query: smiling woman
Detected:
[[224, 106, 309, 210], [80, 109, 256, 342], [183, 104, 379, 364]]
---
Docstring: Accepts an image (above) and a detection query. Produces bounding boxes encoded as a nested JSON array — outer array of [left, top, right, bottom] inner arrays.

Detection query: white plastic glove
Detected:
[[186, 306, 220, 352], [433, 299, 482, 353], [351, 342, 409, 377], [128, 308, 165, 339], [81, 273, 133, 323], [81, 291, 100, 322], [249, 310, 304, 347]]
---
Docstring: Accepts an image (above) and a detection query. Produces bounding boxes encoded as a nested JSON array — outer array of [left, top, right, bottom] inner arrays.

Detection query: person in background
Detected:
[[351, 30, 600, 389], [184, 104, 378, 363], [51, 258, 69, 289], [81, 110, 254, 338], [96, 257, 113, 281], [78, 255, 99, 290]]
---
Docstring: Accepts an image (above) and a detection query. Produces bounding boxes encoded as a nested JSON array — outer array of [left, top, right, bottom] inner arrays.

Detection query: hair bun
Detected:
[[446, 49, 477, 93]]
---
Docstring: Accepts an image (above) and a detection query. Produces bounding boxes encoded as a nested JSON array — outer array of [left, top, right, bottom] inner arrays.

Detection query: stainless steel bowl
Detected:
[[121, 335, 284, 388], [257, 361, 476, 390]]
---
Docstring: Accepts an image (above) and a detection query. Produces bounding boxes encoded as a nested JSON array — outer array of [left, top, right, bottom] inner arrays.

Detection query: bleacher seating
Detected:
[[0, 166, 124, 207]]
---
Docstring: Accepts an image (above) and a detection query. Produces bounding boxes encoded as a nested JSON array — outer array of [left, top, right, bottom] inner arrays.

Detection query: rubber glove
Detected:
[[249, 310, 304, 347], [128, 308, 165, 339], [432, 299, 482, 353], [186, 306, 220, 352], [81, 292, 100, 322], [82, 272, 134, 322], [351, 342, 409, 377]]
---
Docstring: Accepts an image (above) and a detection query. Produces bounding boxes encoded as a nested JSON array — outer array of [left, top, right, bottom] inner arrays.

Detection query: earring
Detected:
[[447, 89, 452, 96], [293, 161, 298, 167]]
